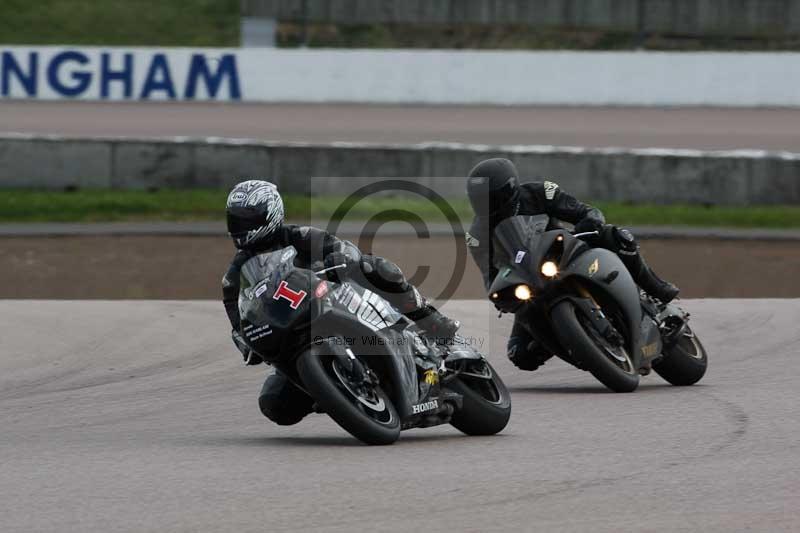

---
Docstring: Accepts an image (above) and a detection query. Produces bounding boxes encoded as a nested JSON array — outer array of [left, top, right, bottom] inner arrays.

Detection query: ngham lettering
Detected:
[[0, 49, 242, 100]]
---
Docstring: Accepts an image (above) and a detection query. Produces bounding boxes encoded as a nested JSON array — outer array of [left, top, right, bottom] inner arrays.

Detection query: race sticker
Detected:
[[314, 281, 329, 298], [412, 399, 439, 415], [272, 281, 307, 309], [244, 324, 273, 341], [254, 283, 268, 298], [515, 251, 526, 263]]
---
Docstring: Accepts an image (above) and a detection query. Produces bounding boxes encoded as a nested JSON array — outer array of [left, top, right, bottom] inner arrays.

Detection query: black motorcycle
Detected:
[[237, 247, 511, 445], [488, 215, 708, 393]]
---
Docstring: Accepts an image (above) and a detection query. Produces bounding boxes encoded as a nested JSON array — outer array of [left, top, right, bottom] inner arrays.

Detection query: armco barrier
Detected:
[[1, 134, 799, 205]]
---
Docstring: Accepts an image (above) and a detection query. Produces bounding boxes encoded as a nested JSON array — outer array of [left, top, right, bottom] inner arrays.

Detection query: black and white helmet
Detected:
[[226, 180, 285, 249]]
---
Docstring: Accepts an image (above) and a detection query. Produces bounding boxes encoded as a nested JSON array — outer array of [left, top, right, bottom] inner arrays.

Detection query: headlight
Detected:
[[514, 284, 532, 301], [541, 261, 559, 278]]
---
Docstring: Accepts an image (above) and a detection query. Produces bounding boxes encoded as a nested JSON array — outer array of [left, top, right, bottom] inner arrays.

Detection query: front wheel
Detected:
[[550, 301, 640, 392], [448, 361, 511, 436], [297, 349, 400, 445], [653, 325, 708, 386]]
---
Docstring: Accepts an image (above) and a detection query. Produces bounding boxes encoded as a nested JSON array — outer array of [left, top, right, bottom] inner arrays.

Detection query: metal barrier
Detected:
[[2, 134, 799, 205]]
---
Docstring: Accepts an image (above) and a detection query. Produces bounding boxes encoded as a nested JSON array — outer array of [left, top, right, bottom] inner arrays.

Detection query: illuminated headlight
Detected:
[[514, 284, 532, 301], [541, 261, 559, 278]]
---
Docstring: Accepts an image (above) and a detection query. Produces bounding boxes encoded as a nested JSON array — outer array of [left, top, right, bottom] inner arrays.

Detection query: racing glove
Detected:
[[574, 217, 603, 235], [322, 251, 360, 282]]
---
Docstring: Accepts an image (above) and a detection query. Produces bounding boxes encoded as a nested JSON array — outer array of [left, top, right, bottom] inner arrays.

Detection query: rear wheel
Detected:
[[297, 349, 400, 445], [653, 325, 708, 386], [448, 361, 511, 435], [551, 301, 640, 392]]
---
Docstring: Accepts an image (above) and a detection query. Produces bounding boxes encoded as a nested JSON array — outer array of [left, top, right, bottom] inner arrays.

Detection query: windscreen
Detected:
[[492, 215, 549, 268], [239, 247, 305, 325], [239, 246, 298, 298]]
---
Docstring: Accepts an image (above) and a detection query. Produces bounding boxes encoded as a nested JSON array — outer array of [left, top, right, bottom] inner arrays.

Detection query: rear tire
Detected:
[[653, 326, 708, 386], [297, 349, 401, 445], [551, 301, 640, 393], [448, 362, 511, 436]]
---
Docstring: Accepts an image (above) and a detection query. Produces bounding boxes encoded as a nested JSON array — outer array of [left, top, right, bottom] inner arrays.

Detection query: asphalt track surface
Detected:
[[3, 101, 800, 151], [3, 299, 799, 532]]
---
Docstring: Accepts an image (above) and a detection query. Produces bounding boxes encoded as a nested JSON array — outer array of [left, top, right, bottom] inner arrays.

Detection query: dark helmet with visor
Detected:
[[226, 180, 285, 249], [466, 158, 520, 219]]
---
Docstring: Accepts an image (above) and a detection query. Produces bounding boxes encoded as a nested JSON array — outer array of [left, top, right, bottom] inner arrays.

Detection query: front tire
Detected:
[[448, 361, 511, 435], [550, 301, 640, 392], [297, 349, 400, 445], [653, 325, 708, 386]]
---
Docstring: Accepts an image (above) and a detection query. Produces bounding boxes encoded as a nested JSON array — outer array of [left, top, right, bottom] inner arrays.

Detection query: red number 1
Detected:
[[272, 281, 307, 309]]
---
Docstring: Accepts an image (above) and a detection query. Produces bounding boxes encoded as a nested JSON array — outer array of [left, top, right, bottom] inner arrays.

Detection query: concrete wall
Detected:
[[4, 46, 800, 106], [2, 134, 798, 205], [243, 0, 800, 37]]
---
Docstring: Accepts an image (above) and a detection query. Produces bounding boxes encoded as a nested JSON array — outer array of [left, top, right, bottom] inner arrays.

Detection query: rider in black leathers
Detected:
[[222, 180, 459, 426], [465, 158, 679, 372]]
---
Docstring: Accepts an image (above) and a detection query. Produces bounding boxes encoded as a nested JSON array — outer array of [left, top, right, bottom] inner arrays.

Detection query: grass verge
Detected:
[[0, 0, 239, 47], [1, 189, 799, 229]]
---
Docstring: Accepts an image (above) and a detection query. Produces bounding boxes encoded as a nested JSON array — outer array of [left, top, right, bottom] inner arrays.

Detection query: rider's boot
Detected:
[[403, 291, 460, 344], [622, 252, 680, 304], [409, 305, 460, 344]]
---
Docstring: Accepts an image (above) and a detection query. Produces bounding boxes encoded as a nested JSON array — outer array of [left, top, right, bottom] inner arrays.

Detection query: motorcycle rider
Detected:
[[222, 179, 459, 426], [465, 158, 679, 372]]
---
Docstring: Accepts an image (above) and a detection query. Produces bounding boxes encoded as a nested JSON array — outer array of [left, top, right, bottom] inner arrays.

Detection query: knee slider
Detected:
[[258, 393, 307, 426], [258, 374, 310, 426], [507, 337, 549, 371]]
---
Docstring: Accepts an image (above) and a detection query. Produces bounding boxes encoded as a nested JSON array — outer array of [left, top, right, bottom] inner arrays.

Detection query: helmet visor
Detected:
[[467, 176, 518, 217], [226, 207, 266, 238], [488, 178, 518, 216]]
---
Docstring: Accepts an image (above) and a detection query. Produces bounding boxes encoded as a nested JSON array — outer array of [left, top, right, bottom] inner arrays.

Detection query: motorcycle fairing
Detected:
[[488, 216, 664, 371], [239, 247, 319, 360], [319, 277, 445, 420], [560, 248, 662, 368], [444, 341, 484, 362], [330, 283, 405, 332], [236, 246, 450, 422], [488, 215, 587, 296]]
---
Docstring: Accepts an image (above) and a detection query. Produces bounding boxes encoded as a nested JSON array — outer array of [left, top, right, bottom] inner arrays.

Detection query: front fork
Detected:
[[658, 306, 690, 348], [315, 339, 381, 394], [551, 283, 625, 348]]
